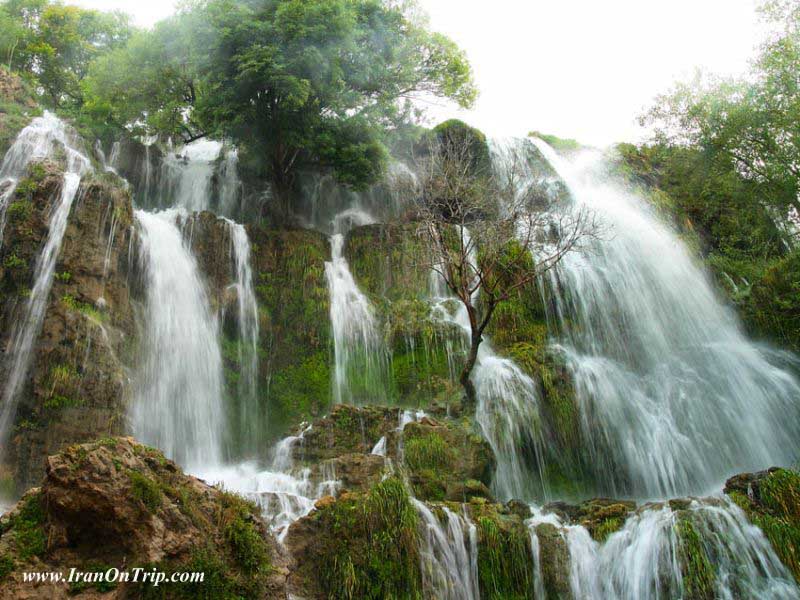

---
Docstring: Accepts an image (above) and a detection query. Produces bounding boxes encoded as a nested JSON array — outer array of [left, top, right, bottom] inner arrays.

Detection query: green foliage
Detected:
[[677, 518, 715, 600], [729, 468, 800, 581], [314, 477, 422, 599], [3, 253, 25, 269], [0, 554, 13, 580], [744, 249, 800, 351], [432, 119, 492, 177], [3, 0, 132, 109], [61, 293, 103, 321], [12, 492, 47, 560], [83, 0, 476, 204], [128, 470, 163, 513], [221, 497, 270, 576], [404, 432, 453, 473], [529, 131, 582, 153], [475, 514, 534, 600]]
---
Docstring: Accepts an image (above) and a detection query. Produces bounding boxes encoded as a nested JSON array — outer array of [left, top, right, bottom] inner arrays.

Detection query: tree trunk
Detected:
[[460, 331, 481, 408]]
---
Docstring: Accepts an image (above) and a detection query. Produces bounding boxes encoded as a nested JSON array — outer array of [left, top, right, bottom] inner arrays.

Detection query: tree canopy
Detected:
[[80, 0, 477, 204], [644, 0, 800, 218]]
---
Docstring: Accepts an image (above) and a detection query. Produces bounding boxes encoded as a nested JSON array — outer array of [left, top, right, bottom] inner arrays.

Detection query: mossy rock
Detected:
[[725, 467, 800, 582], [467, 501, 536, 600], [401, 418, 495, 502], [287, 477, 423, 599], [0, 438, 282, 599]]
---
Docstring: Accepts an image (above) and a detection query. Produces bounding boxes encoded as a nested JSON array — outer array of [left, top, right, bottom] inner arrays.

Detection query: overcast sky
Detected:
[[68, 0, 762, 146]]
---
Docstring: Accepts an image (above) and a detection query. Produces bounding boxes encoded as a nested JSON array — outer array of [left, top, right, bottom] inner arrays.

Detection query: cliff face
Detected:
[[0, 164, 137, 493]]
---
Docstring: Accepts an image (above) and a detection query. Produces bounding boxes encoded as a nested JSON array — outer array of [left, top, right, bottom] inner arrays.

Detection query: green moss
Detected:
[[404, 432, 454, 473], [313, 477, 422, 599], [529, 131, 582, 153], [61, 294, 104, 322], [68, 562, 118, 594], [129, 471, 163, 513], [475, 514, 534, 599], [43, 394, 84, 410], [12, 493, 47, 560], [267, 351, 330, 434], [593, 517, 623, 544], [677, 518, 715, 600], [728, 469, 800, 582], [5, 200, 31, 220], [223, 515, 269, 576]]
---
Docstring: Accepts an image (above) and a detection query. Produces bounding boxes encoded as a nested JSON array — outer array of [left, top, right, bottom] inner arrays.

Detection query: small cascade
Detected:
[[0, 111, 88, 247], [198, 425, 340, 542], [527, 499, 799, 599], [414, 500, 481, 600], [0, 113, 92, 448], [529, 138, 800, 498], [157, 140, 222, 212], [219, 147, 242, 218], [428, 229, 544, 502], [133, 208, 225, 468], [324, 209, 390, 404], [223, 219, 262, 453], [0, 174, 85, 444]]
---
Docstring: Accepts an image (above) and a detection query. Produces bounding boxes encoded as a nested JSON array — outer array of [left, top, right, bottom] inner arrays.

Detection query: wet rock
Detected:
[[0, 165, 137, 492]]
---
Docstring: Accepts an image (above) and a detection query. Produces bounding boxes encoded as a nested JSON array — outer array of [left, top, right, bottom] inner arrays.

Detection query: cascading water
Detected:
[[527, 499, 799, 599], [529, 138, 800, 499], [196, 425, 339, 542], [429, 229, 546, 502], [414, 500, 481, 600], [219, 147, 242, 218], [0, 113, 92, 448], [133, 208, 225, 468], [325, 209, 390, 404], [0, 111, 89, 247], [223, 218, 262, 453], [157, 139, 222, 212]]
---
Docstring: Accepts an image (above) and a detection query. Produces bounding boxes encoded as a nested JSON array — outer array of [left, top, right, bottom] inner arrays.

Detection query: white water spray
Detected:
[[133, 208, 225, 468], [324, 209, 390, 404], [0, 113, 91, 448], [531, 138, 800, 498]]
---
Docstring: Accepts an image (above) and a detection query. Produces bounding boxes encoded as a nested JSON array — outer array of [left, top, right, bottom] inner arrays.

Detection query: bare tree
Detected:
[[408, 134, 598, 407]]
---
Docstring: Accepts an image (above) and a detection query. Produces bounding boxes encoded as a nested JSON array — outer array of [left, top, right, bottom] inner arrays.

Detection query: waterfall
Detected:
[[223, 219, 262, 452], [219, 147, 242, 217], [529, 138, 800, 499], [414, 499, 481, 600], [157, 140, 222, 212], [195, 425, 339, 542], [133, 208, 225, 468], [0, 113, 92, 448], [324, 209, 390, 404], [527, 499, 799, 599], [429, 228, 545, 501], [0, 111, 88, 247]]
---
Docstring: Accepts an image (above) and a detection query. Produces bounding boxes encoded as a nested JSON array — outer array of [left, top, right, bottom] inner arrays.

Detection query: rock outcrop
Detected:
[[0, 437, 286, 599], [0, 162, 137, 493]]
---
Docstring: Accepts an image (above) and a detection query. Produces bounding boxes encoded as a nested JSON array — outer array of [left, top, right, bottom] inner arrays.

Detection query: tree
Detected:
[[1, 0, 132, 108], [83, 0, 477, 210], [409, 125, 597, 406], [644, 0, 800, 222]]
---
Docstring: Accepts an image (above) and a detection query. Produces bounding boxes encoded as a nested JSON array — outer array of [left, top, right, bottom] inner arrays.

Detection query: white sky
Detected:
[[69, 0, 763, 146]]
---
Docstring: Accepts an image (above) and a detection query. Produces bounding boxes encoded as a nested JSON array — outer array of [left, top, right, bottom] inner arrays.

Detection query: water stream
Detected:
[[531, 138, 800, 499], [0, 113, 92, 449]]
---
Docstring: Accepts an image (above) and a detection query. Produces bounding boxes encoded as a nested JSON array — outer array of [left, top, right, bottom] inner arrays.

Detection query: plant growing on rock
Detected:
[[405, 123, 599, 406]]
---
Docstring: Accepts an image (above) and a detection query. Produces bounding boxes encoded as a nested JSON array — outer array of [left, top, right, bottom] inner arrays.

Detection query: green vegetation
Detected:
[[3, 253, 24, 269], [219, 491, 271, 577], [0, 554, 13, 581], [61, 293, 103, 321], [728, 468, 800, 582], [128, 470, 163, 513], [529, 131, 582, 153], [676, 517, 715, 600], [78, 0, 475, 209], [10, 492, 47, 560], [310, 477, 422, 599], [474, 512, 534, 599]]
